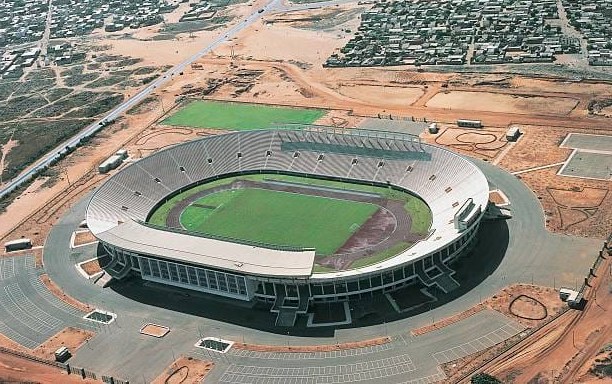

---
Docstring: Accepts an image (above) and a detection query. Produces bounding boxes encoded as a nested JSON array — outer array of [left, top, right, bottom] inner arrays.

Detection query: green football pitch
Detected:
[[162, 100, 326, 130], [179, 188, 378, 256]]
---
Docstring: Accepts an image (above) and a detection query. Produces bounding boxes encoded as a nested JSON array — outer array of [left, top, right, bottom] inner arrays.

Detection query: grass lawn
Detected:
[[162, 100, 326, 130], [179, 188, 377, 255], [404, 197, 431, 234], [348, 241, 411, 269], [147, 178, 236, 226]]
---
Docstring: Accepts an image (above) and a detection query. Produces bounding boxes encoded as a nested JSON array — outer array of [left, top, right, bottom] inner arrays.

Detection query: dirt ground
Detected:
[[411, 304, 486, 336], [412, 284, 563, 338], [73, 231, 97, 246], [518, 167, 611, 239], [151, 356, 213, 384], [0, 352, 101, 383], [80, 258, 104, 276], [470, 255, 611, 384], [0, 327, 95, 383], [233, 337, 391, 353], [574, 344, 612, 383], [424, 126, 508, 160], [486, 284, 564, 329], [438, 279, 608, 383], [32, 327, 95, 361], [489, 191, 507, 205], [425, 90, 579, 116], [140, 323, 170, 338]]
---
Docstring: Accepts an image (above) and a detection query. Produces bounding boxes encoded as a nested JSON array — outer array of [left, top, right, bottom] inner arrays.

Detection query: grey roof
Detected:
[[87, 128, 489, 279], [98, 221, 316, 277]]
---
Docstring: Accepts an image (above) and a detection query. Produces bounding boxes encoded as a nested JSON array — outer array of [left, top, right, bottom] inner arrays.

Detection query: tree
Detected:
[[471, 373, 502, 384]]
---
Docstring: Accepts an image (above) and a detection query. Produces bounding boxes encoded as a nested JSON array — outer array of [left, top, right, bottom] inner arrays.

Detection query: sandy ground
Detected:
[[0, 138, 18, 185], [151, 356, 213, 384], [336, 84, 424, 108], [471, 256, 611, 384], [74, 231, 97, 246], [233, 337, 391, 352], [489, 191, 506, 205], [93, 0, 271, 68], [226, 6, 363, 65], [80, 258, 104, 276], [425, 90, 580, 116], [104, 35, 219, 68], [32, 327, 95, 361], [140, 323, 170, 338], [0, 352, 101, 383]]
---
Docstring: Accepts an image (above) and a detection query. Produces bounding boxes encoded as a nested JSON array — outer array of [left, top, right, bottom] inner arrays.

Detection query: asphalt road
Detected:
[[34, 159, 602, 382], [2, 0, 332, 200], [0, 0, 369, 199]]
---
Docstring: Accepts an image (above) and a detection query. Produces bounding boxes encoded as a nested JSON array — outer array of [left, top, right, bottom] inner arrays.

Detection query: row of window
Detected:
[[255, 224, 478, 298], [139, 257, 248, 296], [104, 220, 478, 302]]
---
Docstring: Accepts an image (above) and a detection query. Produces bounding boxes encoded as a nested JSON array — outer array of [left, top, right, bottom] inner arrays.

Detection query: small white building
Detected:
[[4, 238, 32, 252], [506, 126, 520, 141]]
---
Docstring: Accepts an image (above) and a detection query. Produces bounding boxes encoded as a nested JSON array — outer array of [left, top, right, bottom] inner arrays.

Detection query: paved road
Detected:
[[0, 0, 367, 199], [0, 255, 93, 349], [34, 160, 602, 382], [0, 0, 286, 199]]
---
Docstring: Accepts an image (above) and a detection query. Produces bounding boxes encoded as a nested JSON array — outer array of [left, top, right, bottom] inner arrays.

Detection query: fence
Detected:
[[65, 363, 129, 383], [578, 233, 611, 295], [350, 110, 429, 123], [454, 233, 611, 383], [0, 345, 128, 383], [103, 375, 131, 384]]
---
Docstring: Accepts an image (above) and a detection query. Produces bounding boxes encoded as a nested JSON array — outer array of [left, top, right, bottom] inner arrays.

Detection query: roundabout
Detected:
[[32, 148, 601, 382]]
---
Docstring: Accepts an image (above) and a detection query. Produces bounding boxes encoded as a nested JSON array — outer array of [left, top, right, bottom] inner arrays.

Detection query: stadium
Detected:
[[86, 127, 489, 326]]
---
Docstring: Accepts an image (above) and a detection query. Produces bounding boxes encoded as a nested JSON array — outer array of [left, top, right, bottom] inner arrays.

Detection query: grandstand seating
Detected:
[[87, 128, 489, 277]]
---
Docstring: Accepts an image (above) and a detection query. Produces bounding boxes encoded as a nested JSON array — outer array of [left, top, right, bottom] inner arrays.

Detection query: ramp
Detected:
[[275, 308, 298, 327]]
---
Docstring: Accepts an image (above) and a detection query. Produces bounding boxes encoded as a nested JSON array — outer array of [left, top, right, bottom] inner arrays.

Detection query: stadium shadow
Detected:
[[108, 219, 509, 337], [343, 218, 510, 329], [109, 277, 337, 337]]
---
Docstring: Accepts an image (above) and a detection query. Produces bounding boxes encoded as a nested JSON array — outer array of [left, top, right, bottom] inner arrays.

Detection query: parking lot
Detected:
[[0, 255, 91, 349]]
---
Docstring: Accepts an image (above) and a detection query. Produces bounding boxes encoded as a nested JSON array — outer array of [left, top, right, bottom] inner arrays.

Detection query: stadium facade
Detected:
[[87, 128, 488, 322]]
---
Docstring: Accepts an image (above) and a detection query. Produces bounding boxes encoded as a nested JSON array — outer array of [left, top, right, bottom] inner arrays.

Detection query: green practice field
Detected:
[[180, 188, 378, 256], [162, 100, 326, 130]]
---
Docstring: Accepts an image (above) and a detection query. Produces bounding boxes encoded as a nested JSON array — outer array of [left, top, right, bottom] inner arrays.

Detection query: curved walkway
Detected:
[[34, 159, 602, 382]]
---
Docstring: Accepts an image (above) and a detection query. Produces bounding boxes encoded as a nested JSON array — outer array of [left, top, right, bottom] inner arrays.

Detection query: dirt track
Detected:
[[463, 255, 611, 384], [196, 58, 611, 131], [164, 178, 425, 270]]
